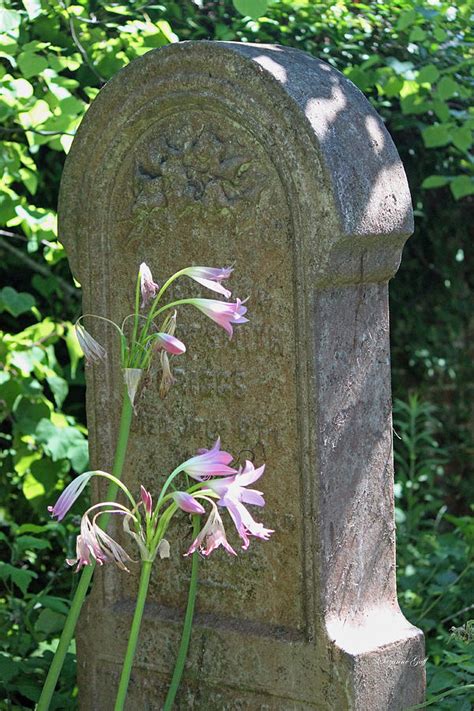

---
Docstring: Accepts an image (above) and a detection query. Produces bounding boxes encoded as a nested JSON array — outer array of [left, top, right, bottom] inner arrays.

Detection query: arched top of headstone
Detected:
[[60, 40, 413, 287]]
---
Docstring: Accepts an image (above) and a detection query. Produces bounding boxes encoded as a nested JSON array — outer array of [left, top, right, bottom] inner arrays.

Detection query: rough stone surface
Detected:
[[59, 41, 425, 709]]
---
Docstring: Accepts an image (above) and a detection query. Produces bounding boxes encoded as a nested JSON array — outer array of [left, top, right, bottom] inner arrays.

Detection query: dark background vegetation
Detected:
[[0, 1, 472, 708]]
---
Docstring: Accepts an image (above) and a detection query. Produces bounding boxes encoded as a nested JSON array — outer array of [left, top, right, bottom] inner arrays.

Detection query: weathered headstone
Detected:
[[59, 41, 425, 710]]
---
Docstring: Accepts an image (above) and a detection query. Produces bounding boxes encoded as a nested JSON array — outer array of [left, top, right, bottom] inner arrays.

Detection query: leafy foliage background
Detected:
[[0, 0, 472, 708]]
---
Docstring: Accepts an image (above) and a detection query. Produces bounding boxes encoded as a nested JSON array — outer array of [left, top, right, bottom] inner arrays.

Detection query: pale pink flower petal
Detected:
[[184, 267, 232, 293], [206, 461, 273, 550], [93, 519, 133, 572], [173, 492, 206, 515], [236, 461, 266, 487], [223, 497, 273, 550], [182, 266, 233, 299], [188, 297, 248, 338], [180, 438, 236, 481], [240, 489, 265, 506], [185, 504, 236, 557]]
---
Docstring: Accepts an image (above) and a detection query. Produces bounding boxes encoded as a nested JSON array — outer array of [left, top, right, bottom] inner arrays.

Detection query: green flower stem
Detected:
[[114, 560, 153, 711], [36, 562, 94, 711], [136, 270, 183, 348], [130, 270, 142, 365], [37, 389, 133, 711], [163, 515, 201, 711]]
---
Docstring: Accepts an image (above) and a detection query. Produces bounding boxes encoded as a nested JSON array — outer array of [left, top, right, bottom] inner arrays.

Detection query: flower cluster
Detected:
[[75, 262, 247, 406], [49, 439, 273, 569]]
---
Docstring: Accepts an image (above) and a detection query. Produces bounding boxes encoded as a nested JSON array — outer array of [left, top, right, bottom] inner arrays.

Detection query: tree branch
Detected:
[[0, 234, 80, 299]]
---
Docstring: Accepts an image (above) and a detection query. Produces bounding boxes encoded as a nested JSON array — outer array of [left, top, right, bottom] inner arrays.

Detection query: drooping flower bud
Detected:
[[159, 352, 175, 399], [155, 332, 186, 355], [173, 492, 206, 515], [75, 323, 107, 364], [48, 471, 94, 521], [139, 262, 159, 308]]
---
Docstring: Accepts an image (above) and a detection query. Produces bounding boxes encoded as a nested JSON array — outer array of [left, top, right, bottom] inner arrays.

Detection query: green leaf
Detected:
[[15, 535, 51, 555], [433, 26, 447, 42], [450, 175, 474, 200], [65, 323, 83, 378], [436, 76, 460, 100], [418, 64, 440, 84], [409, 27, 426, 42], [16, 523, 50, 534], [17, 51, 48, 78], [0, 9, 21, 34], [35, 418, 86, 462], [432, 99, 450, 123], [22, 472, 46, 500], [451, 126, 472, 152], [35, 608, 66, 635], [67, 440, 89, 473], [0, 561, 37, 595], [0, 654, 20, 683], [383, 76, 404, 98], [232, 0, 268, 20], [396, 9, 417, 31], [23, 458, 68, 504], [386, 57, 415, 79], [18, 99, 52, 129], [37, 595, 70, 615], [22, 0, 43, 21], [46, 375, 68, 408], [0, 286, 36, 316], [156, 20, 178, 44], [19, 166, 38, 195], [401, 95, 430, 116], [422, 124, 451, 148], [421, 176, 451, 189], [7, 348, 42, 375]]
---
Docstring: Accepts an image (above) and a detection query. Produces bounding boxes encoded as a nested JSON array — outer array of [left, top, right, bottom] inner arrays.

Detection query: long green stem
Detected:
[[114, 561, 153, 711], [37, 390, 133, 711], [163, 516, 200, 711], [36, 563, 94, 711]]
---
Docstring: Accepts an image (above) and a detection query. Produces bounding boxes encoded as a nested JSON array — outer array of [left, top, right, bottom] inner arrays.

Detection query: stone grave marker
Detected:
[[59, 41, 425, 710]]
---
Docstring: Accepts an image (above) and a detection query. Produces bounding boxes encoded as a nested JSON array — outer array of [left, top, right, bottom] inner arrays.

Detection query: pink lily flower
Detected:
[[188, 298, 248, 338], [75, 323, 107, 364], [66, 505, 133, 572], [139, 262, 159, 308], [185, 502, 236, 557], [173, 491, 206, 515], [180, 438, 237, 481], [182, 266, 233, 299], [206, 461, 274, 550], [48, 472, 94, 521]]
